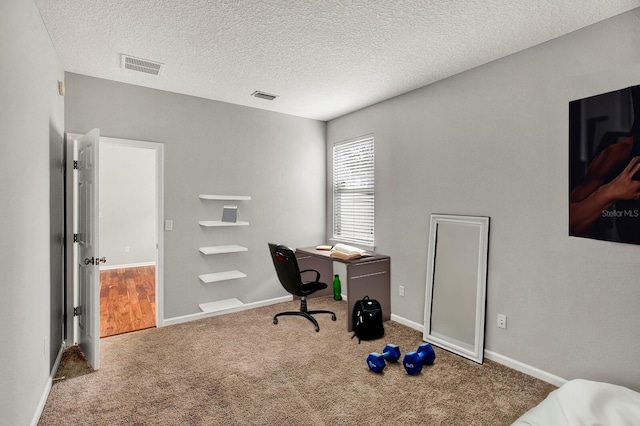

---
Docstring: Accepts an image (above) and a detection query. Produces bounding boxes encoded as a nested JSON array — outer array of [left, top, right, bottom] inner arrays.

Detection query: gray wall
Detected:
[[327, 8, 640, 390], [0, 0, 65, 423], [65, 73, 327, 318], [99, 143, 157, 266]]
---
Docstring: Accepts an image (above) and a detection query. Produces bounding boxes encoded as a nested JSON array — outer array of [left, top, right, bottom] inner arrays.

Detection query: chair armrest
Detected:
[[299, 269, 320, 282]]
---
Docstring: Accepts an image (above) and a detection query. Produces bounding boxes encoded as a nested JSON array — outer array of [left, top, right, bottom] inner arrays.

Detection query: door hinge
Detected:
[[73, 233, 79, 243], [73, 160, 78, 170], [73, 306, 83, 316]]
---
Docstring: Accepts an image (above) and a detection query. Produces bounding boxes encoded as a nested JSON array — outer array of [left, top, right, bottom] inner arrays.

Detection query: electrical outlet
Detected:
[[399, 286, 405, 296], [125, 246, 130, 252], [497, 314, 507, 329], [164, 220, 173, 231]]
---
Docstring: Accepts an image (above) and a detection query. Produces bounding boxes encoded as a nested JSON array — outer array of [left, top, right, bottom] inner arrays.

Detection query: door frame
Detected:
[[65, 134, 165, 346]]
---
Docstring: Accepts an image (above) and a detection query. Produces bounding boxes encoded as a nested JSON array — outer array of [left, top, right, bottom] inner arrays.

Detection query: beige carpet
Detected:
[[39, 297, 555, 425], [53, 345, 94, 381]]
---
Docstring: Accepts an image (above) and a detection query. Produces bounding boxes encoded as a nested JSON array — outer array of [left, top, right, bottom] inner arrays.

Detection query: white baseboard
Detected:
[[162, 295, 293, 327], [389, 314, 566, 388], [390, 313, 424, 332], [484, 350, 567, 388], [100, 261, 156, 271], [31, 342, 65, 426]]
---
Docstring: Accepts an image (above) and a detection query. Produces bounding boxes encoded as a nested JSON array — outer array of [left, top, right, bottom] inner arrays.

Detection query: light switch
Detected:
[[164, 220, 173, 231]]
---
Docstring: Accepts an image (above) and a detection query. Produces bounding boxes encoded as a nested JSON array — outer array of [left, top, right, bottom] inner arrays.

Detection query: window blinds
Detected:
[[333, 136, 375, 246]]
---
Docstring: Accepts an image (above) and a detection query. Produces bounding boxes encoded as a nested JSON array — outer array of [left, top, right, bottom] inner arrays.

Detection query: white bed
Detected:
[[513, 379, 640, 425]]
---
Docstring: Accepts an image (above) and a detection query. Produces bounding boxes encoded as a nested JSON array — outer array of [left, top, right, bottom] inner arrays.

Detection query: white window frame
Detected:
[[332, 135, 375, 247]]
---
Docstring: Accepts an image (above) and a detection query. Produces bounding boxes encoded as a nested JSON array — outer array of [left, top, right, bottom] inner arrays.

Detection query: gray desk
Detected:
[[295, 246, 391, 332]]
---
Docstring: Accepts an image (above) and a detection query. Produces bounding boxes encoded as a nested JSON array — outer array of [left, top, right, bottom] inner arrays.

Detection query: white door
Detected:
[[76, 129, 102, 369]]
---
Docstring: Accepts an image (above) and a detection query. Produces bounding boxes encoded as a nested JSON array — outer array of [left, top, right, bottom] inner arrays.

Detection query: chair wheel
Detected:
[[273, 318, 278, 325], [331, 314, 337, 321]]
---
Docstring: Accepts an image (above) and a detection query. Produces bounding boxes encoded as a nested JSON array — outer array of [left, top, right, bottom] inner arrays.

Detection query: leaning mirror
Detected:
[[423, 214, 489, 363]]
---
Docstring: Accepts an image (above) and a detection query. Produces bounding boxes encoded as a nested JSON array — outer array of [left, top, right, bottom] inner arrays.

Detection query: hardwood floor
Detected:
[[100, 266, 156, 338]]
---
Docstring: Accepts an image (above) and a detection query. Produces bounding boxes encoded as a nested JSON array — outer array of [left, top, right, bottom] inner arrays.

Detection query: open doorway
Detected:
[[99, 138, 163, 338], [66, 132, 164, 369]]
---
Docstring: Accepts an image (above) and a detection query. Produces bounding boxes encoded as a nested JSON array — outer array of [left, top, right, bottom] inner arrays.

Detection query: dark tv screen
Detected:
[[569, 84, 640, 244]]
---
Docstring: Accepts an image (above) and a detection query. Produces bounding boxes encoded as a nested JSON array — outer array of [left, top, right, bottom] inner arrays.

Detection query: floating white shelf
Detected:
[[199, 298, 244, 313], [199, 220, 249, 227], [199, 194, 251, 201], [198, 270, 247, 283], [199, 245, 248, 255]]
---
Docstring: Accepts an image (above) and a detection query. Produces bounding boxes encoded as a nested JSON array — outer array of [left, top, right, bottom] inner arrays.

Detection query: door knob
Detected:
[[84, 257, 95, 265], [97, 257, 107, 265]]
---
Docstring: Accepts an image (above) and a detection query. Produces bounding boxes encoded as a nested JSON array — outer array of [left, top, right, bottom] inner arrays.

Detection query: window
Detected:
[[333, 135, 374, 246]]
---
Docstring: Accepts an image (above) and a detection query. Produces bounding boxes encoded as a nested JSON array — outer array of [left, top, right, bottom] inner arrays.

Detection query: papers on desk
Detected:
[[329, 243, 372, 260]]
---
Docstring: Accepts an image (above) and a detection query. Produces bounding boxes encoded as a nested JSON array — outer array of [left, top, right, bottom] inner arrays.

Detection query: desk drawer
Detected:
[[347, 257, 391, 330], [349, 258, 390, 279]]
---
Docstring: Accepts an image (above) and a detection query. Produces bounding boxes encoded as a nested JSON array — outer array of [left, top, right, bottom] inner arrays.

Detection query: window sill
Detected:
[[329, 238, 376, 252]]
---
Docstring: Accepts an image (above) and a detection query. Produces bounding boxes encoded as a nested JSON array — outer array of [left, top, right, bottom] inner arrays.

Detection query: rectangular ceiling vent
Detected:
[[121, 54, 163, 76], [251, 91, 278, 101]]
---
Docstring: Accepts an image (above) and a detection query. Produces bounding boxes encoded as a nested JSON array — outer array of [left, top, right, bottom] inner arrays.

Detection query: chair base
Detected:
[[273, 297, 337, 332]]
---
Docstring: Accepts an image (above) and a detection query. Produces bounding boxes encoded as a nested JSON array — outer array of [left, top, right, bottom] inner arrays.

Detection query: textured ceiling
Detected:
[[35, 0, 640, 121]]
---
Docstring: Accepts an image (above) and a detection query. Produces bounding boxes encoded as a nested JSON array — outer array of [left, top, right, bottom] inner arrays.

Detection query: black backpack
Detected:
[[351, 296, 384, 343]]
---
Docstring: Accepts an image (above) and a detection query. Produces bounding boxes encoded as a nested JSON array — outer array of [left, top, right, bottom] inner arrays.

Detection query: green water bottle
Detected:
[[333, 274, 342, 300]]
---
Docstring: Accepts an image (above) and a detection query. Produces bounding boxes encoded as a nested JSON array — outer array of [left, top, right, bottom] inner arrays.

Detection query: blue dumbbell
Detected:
[[366, 344, 401, 373], [402, 343, 436, 375]]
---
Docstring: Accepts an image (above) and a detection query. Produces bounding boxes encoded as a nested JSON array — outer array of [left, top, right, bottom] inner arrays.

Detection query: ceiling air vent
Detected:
[[121, 54, 163, 76], [251, 91, 278, 101]]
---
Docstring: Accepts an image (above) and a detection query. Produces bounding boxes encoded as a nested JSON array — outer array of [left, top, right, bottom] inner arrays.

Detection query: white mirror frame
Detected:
[[423, 214, 489, 364]]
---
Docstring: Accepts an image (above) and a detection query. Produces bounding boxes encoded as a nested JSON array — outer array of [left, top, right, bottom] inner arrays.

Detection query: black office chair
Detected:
[[268, 243, 337, 332]]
